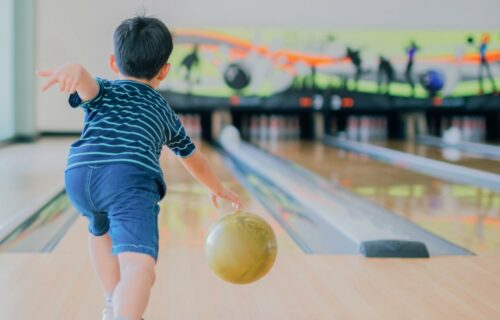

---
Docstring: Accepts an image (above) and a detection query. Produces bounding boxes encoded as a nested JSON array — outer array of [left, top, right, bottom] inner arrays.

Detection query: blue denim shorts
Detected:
[[65, 163, 166, 261]]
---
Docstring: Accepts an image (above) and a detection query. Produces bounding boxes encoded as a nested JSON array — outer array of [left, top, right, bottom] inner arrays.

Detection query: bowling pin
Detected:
[[250, 116, 259, 141], [278, 116, 285, 140], [348, 116, 359, 140], [270, 115, 279, 142], [450, 117, 462, 139], [360, 116, 369, 142], [288, 116, 294, 140], [287, 116, 292, 140], [463, 117, 472, 142], [259, 115, 268, 140]]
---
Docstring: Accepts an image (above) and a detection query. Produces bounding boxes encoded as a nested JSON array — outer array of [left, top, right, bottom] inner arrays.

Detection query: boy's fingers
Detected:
[[61, 81, 68, 92], [224, 192, 241, 210], [59, 80, 66, 92], [222, 190, 240, 203], [228, 192, 241, 206], [211, 194, 219, 208], [41, 77, 58, 91], [60, 78, 71, 92], [69, 83, 78, 93], [65, 79, 75, 93], [229, 196, 239, 206], [64, 80, 73, 92], [36, 69, 54, 77]]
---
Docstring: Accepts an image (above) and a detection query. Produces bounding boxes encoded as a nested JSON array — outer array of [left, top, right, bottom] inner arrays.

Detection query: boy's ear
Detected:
[[109, 54, 120, 75], [157, 63, 171, 81]]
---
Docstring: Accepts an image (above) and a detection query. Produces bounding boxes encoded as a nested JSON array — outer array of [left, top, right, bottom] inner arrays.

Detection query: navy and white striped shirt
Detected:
[[67, 78, 196, 176]]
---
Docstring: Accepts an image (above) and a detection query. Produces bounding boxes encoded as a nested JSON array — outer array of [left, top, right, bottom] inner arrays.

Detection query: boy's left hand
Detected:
[[36, 63, 99, 101], [37, 63, 85, 93]]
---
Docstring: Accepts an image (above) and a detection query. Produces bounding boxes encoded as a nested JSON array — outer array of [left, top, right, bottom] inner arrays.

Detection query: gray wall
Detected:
[[0, 0, 15, 140], [14, 0, 36, 139], [1, 0, 36, 140], [35, 0, 500, 132]]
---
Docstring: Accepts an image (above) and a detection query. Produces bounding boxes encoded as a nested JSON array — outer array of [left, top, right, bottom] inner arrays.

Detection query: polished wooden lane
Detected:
[[0, 138, 73, 230], [375, 140, 500, 174], [1, 252, 499, 319], [259, 141, 500, 255]]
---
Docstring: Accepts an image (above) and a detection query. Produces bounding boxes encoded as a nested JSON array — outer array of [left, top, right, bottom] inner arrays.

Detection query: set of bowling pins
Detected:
[[441, 116, 486, 142], [242, 115, 301, 141], [346, 116, 388, 141], [178, 114, 201, 139]]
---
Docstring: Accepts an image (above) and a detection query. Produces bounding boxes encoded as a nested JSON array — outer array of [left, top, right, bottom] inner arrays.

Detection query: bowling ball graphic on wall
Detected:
[[224, 62, 252, 90], [421, 69, 445, 95], [205, 211, 278, 284]]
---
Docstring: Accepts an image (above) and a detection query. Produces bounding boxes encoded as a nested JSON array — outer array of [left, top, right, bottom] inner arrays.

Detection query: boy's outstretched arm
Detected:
[[37, 63, 99, 101], [179, 150, 242, 210]]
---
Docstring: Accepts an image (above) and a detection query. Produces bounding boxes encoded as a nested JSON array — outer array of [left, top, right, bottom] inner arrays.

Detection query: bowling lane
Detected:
[[372, 140, 500, 174], [258, 140, 500, 255], [0, 138, 72, 227]]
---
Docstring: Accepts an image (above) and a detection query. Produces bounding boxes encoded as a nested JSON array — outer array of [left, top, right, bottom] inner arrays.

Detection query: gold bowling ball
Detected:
[[205, 211, 278, 284]]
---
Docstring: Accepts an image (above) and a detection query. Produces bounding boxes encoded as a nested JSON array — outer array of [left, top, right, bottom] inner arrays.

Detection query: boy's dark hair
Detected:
[[113, 16, 173, 80]]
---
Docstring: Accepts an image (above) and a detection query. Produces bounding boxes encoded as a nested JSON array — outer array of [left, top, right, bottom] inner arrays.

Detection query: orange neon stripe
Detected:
[[176, 30, 500, 66], [175, 29, 261, 52], [175, 29, 346, 67], [412, 51, 500, 64]]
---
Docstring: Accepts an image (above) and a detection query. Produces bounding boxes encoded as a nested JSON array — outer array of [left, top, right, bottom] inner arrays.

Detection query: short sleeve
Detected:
[[68, 77, 106, 109], [165, 114, 197, 158]]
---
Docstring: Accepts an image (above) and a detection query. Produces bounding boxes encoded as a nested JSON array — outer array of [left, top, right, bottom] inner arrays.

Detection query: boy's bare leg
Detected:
[[113, 252, 156, 320], [89, 233, 121, 303]]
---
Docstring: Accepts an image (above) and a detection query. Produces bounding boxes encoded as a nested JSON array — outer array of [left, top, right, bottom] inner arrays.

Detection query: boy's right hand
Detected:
[[37, 63, 99, 101], [178, 150, 243, 211], [211, 187, 242, 211]]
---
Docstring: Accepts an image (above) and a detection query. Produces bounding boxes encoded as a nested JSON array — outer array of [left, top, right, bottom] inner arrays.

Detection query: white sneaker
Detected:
[[102, 306, 113, 320]]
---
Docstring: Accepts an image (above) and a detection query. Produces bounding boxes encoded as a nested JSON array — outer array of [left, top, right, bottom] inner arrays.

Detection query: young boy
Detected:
[[37, 16, 241, 320]]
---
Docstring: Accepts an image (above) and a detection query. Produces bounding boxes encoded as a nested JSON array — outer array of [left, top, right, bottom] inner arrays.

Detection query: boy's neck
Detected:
[[119, 75, 158, 88]]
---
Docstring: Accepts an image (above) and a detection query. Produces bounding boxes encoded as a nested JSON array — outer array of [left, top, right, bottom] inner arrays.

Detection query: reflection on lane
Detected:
[[156, 143, 299, 253], [258, 141, 500, 254], [374, 140, 500, 174], [0, 191, 77, 252]]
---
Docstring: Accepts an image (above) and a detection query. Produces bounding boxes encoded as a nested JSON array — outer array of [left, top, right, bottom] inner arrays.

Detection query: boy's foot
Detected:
[[102, 307, 113, 320]]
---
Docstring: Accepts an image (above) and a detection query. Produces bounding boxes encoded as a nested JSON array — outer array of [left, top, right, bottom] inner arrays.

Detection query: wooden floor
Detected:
[[0, 138, 72, 229], [1, 252, 499, 319], [1, 140, 500, 319]]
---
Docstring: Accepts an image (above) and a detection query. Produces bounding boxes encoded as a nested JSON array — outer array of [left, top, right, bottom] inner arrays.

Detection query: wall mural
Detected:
[[159, 29, 500, 101]]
